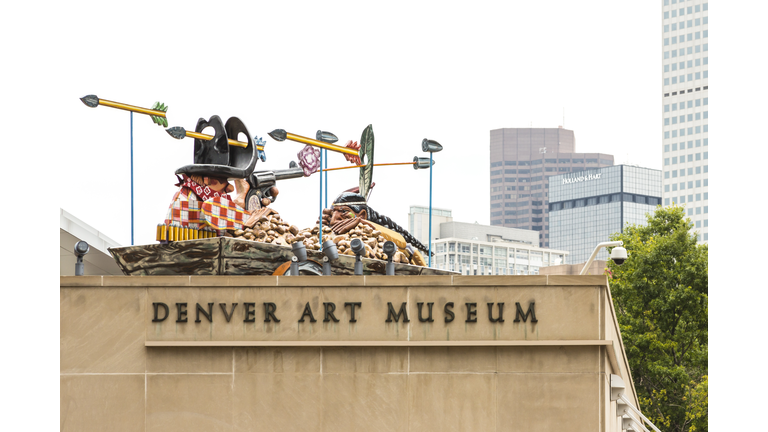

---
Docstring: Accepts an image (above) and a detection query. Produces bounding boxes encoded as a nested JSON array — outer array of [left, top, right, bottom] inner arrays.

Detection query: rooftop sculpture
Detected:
[[80, 95, 444, 276]]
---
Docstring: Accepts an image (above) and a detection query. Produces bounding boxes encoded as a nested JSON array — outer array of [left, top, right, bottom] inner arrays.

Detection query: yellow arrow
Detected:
[[166, 127, 263, 150], [80, 95, 167, 118]]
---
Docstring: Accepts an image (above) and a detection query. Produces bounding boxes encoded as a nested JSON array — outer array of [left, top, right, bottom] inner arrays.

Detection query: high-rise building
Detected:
[[408, 205, 453, 250], [661, 0, 709, 242], [490, 127, 615, 247], [548, 165, 662, 264]]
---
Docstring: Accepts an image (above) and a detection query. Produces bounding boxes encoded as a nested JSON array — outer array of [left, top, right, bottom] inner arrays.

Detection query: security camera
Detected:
[[610, 246, 628, 265]]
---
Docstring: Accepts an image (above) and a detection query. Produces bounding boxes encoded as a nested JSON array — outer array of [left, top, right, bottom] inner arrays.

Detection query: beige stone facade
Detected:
[[61, 275, 638, 431]]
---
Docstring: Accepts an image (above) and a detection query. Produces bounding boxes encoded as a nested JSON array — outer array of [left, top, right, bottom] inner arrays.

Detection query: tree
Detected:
[[607, 205, 708, 432]]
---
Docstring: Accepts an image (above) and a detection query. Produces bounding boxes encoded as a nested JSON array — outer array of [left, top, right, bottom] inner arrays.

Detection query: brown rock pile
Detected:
[[231, 214, 410, 264]]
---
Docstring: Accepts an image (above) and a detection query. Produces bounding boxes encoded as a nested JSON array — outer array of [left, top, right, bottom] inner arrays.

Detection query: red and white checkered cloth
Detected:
[[201, 196, 246, 230], [165, 189, 204, 229], [165, 187, 246, 231]]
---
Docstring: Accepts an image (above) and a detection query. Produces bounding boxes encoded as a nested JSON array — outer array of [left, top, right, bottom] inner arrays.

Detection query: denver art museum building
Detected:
[[61, 273, 640, 431]]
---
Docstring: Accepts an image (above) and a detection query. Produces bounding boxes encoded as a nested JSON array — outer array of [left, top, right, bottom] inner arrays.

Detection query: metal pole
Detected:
[[428, 153, 433, 267], [324, 149, 328, 208], [130, 112, 134, 245], [579, 241, 623, 275], [318, 150, 323, 250]]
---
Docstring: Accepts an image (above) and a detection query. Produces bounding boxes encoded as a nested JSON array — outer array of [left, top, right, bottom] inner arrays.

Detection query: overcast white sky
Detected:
[[3, 1, 766, 428], [22, 1, 668, 246]]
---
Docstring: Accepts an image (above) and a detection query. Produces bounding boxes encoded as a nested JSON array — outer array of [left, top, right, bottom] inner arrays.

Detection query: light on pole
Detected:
[[421, 138, 443, 268], [316, 130, 339, 250]]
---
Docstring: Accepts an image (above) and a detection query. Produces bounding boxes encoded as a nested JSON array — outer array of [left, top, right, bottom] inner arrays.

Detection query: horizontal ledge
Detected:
[[146, 340, 613, 347]]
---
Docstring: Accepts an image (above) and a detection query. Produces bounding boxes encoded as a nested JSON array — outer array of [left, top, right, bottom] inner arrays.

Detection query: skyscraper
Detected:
[[661, 0, 709, 242], [490, 127, 614, 247]]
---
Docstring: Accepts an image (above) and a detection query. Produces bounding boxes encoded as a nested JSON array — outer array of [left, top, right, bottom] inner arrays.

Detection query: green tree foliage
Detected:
[[607, 205, 708, 431]]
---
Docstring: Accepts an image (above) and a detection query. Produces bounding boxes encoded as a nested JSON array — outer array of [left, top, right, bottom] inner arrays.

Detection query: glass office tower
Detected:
[[661, 0, 708, 242], [549, 165, 662, 264]]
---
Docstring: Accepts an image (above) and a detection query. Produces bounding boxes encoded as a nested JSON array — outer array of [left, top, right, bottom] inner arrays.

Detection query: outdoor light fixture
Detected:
[[611, 374, 662, 432], [421, 138, 443, 153], [421, 138, 443, 268], [290, 241, 308, 276], [383, 241, 397, 276], [74, 241, 90, 276], [412, 156, 434, 170], [350, 238, 365, 275], [580, 241, 627, 275], [315, 130, 339, 143], [321, 239, 338, 276]]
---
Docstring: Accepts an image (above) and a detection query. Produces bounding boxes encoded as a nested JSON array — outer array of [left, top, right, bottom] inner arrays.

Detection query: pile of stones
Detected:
[[231, 213, 409, 263]]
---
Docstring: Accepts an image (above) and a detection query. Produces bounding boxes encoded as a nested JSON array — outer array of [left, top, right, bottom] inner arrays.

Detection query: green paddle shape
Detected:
[[359, 124, 374, 200]]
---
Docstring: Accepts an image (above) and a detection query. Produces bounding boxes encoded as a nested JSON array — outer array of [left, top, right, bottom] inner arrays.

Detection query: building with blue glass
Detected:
[[548, 165, 661, 264]]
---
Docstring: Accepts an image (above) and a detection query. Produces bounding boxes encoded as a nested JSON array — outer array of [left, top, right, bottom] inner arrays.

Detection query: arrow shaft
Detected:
[[323, 161, 414, 172], [184, 130, 263, 150], [285, 132, 358, 156], [98, 99, 167, 117]]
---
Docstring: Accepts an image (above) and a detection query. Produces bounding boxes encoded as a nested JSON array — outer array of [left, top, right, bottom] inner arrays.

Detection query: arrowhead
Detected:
[[80, 95, 99, 108], [166, 127, 187, 140], [268, 129, 287, 142]]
